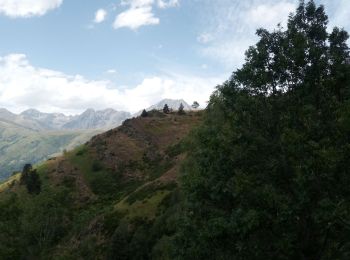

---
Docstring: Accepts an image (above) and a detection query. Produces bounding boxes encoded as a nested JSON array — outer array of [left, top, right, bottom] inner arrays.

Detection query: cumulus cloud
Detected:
[[113, 4, 159, 30], [113, 0, 179, 30], [0, 54, 222, 114], [0, 0, 63, 18], [94, 8, 107, 23]]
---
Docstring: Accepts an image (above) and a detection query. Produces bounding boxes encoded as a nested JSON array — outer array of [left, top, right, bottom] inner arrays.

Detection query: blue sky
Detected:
[[0, 0, 349, 114]]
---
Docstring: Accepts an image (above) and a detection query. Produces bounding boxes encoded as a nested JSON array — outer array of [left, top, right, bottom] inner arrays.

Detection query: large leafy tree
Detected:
[[176, 1, 350, 259]]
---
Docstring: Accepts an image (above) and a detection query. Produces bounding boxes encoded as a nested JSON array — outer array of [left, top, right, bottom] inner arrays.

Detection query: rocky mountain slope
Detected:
[[3, 108, 131, 131], [0, 111, 203, 259], [62, 108, 131, 130]]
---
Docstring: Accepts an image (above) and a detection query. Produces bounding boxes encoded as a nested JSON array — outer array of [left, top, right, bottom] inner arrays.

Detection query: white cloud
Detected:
[[113, 0, 179, 30], [113, 5, 159, 30], [201, 64, 208, 69], [106, 69, 117, 74], [0, 0, 63, 18], [197, 33, 214, 44], [247, 2, 295, 30], [94, 8, 107, 23], [157, 0, 179, 9], [0, 54, 222, 114], [319, 0, 350, 33]]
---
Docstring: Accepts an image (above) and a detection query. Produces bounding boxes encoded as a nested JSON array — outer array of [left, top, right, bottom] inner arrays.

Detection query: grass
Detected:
[[68, 145, 132, 199], [115, 190, 171, 220], [0, 173, 20, 193]]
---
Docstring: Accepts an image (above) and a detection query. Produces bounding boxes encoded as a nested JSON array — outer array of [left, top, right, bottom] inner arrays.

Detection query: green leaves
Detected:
[[177, 0, 350, 259]]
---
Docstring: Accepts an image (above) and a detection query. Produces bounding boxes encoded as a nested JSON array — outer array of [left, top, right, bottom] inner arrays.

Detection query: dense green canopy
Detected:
[[177, 1, 350, 259]]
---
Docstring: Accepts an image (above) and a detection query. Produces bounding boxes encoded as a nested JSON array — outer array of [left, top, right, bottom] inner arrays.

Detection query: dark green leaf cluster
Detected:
[[177, 1, 350, 259], [20, 164, 41, 195], [141, 109, 149, 117], [163, 104, 170, 114], [178, 103, 185, 115]]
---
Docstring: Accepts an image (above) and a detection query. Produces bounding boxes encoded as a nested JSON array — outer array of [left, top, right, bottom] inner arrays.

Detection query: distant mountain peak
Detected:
[[149, 99, 192, 111], [21, 108, 43, 116], [0, 108, 17, 121]]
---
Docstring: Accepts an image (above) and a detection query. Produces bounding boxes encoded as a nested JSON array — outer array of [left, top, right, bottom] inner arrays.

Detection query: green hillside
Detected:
[[0, 111, 203, 259], [0, 119, 100, 180]]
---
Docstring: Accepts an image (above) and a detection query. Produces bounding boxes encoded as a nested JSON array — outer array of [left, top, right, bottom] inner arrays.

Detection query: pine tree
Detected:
[[163, 104, 170, 114], [141, 109, 148, 117], [178, 103, 185, 115]]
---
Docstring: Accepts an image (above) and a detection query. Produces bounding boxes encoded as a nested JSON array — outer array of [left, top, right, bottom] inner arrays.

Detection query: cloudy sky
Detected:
[[0, 0, 349, 114]]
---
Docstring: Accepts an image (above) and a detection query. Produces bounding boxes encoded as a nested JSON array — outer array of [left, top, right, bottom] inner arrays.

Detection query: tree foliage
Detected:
[[141, 109, 148, 117], [163, 104, 170, 114], [178, 103, 185, 115], [177, 1, 350, 259], [191, 101, 200, 109], [20, 164, 41, 195]]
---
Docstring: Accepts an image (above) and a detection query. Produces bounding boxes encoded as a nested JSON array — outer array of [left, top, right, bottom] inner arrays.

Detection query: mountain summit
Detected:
[[62, 109, 131, 130], [146, 99, 192, 111]]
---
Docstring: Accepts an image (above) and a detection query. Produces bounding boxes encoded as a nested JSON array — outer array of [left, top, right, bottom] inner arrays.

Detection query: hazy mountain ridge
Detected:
[[62, 108, 131, 130], [1, 108, 131, 131]]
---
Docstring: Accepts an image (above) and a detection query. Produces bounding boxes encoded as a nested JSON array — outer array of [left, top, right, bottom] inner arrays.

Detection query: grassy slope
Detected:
[[0, 111, 203, 259], [0, 119, 101, 180]]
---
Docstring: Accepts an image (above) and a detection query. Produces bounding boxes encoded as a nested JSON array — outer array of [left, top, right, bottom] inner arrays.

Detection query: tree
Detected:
[[178, 103, 185, 115], [20, 164, 41, 195], [191, 101, 200, 109], [176, 1, 350, 259], [163, 104, 170, 114], [141, 109, 148, 117], [20, 164, 32, 185]]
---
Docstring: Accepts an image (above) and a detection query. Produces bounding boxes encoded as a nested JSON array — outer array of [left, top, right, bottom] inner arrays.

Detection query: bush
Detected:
[[92, 161, 103, 172], [141, 109, 148, 117], [20, 164, 41, 195]]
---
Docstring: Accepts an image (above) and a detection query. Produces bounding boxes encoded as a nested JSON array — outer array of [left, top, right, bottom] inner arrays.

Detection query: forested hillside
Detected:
[[0, 111, 203, 259]]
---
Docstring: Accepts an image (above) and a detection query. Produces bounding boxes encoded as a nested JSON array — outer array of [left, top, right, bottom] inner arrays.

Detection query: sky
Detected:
[[0, 0, 349, 115]]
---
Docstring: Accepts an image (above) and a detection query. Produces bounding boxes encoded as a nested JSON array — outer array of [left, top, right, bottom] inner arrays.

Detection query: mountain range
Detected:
[[1, 107, 131, 131], [0, 99, 192, 180]]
